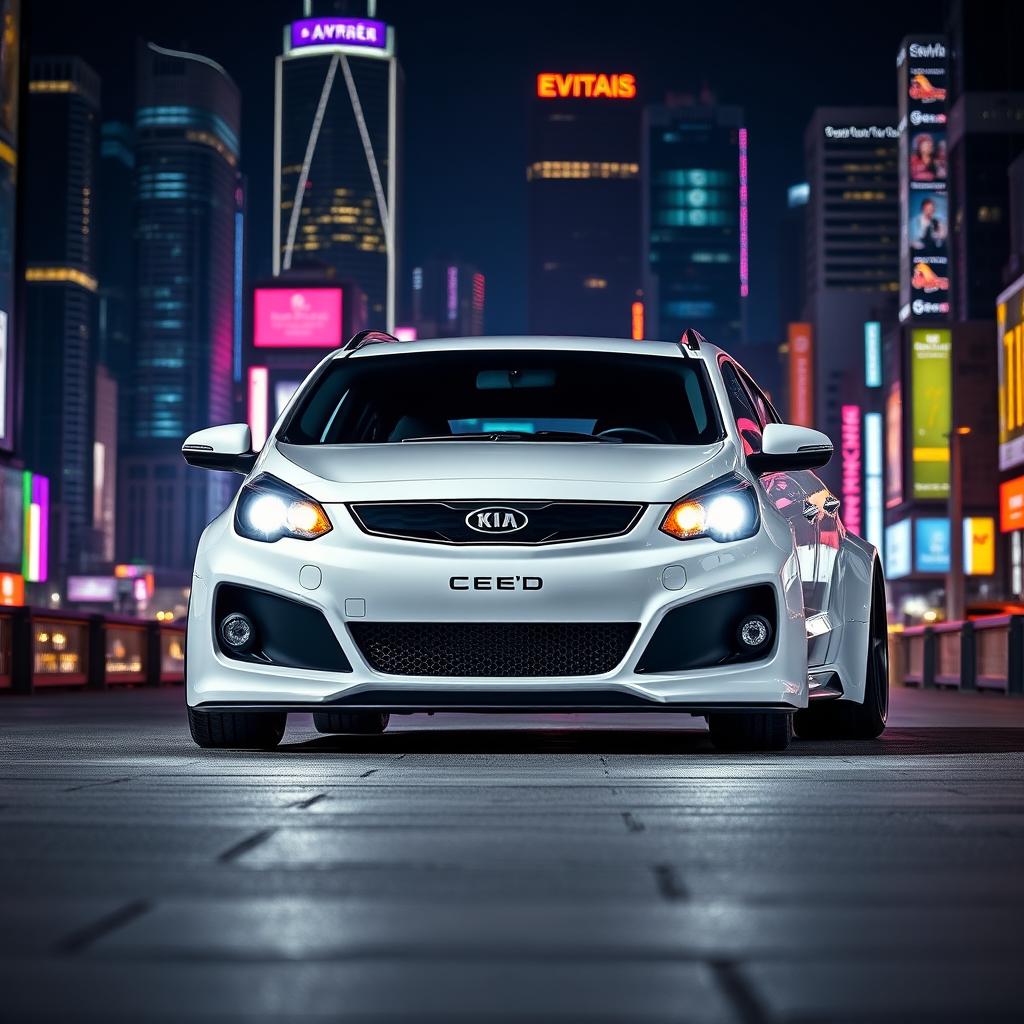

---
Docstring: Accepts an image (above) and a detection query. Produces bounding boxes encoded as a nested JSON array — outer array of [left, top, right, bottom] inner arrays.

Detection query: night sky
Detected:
[[30, 0, 943, 340]]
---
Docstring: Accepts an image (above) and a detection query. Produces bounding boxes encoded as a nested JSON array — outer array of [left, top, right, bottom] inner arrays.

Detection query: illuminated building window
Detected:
[[29, 79, 78, 94], [526, 161, 639, 181], [25, 266, 98, 292], [136, 105, 239, 157], [583, 277, 608, 289]]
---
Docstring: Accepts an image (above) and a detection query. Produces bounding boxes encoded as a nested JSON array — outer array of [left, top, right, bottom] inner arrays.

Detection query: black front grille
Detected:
[[349, 622, 639, 677], [348, 500, 645, 545]]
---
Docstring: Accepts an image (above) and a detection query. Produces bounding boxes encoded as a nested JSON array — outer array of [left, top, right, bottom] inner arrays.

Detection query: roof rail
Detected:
[[343, 329, 400, 352], [680, 328, 707, 354]]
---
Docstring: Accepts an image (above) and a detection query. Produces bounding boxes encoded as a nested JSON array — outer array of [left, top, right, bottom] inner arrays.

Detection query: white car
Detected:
[[182, 331, 887, 752]]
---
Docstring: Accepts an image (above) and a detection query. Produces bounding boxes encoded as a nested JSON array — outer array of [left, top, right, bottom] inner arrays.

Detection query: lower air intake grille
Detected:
[[349, 622, 639, 677]]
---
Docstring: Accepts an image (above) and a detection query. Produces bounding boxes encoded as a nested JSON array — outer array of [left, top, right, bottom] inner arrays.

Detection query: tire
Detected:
[[794, 567, 889, 741], [188, 707, 287, 749], [707, 712, 793, 751], [313, 711, 390, 735]]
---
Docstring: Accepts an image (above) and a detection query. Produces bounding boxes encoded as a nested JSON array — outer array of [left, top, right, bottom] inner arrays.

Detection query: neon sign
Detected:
[[536, 73, 636, 100], [290, 18, 387, 53], [840, 405, 862, 537]]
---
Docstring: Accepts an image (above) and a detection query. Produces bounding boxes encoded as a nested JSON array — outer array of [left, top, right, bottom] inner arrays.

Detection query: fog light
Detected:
[[220, 613, 254, 651], [737, 614, 771, 651]]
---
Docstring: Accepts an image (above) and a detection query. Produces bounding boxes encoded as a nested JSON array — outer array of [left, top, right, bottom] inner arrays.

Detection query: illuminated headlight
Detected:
[[661, 475, 760, 543], [234, 474, 332, 543]]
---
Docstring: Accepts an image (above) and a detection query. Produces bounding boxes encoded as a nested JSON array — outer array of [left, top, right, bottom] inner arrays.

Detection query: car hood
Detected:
[[266, 440, 736, 504]]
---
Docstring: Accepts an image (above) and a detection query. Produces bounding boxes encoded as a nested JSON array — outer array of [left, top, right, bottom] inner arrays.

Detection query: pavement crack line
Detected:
[[63, 776, 134, 792], [290, 794, 326, 809], [218, 828, 276, 863], [56, 900, 151, 955], [652, 863, 689, 902], [359, 768, 379, 778], [709, 959, 768, 1024]]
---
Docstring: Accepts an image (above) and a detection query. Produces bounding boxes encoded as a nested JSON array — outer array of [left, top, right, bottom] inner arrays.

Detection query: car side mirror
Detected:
[[181, 423, 257, 475], [747, 423, 833, 475]]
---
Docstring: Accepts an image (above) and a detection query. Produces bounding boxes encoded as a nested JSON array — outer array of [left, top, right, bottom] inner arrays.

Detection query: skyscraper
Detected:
[[527, 71, 641, 338], [274, 9, 400, 330], [642, 96, 746, 348], [802, 108, 899, 492], [0, 0, 20, 461], [945, 1, 1024, 319], [22, 57, 100, 578], [97, 120, 134, 391], [411, 259, 485, 338], [118, 42, 240, 576]]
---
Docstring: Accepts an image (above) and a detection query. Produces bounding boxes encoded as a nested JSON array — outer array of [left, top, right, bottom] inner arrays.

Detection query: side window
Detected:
[[719, 361, 763, 455], [738, 367, 781, 426]]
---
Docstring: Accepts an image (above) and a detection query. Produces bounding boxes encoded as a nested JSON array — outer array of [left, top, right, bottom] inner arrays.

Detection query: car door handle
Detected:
[[823, 496, 841, 516], [802, 501, 818, 521]]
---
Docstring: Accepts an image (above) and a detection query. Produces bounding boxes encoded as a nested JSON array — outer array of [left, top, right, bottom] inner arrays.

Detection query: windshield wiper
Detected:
[[401, 431, 622, 444]]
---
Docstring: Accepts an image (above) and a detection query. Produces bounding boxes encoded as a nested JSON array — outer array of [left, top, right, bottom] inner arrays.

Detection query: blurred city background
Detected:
[[0, 0, 1022, 637]]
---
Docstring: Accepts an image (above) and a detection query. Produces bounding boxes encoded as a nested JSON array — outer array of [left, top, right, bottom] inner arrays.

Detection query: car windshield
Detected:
[[278, 348, 723, 446]]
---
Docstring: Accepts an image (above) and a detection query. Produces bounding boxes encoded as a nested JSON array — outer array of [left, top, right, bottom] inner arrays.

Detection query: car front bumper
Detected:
[[187, 505, 809, 712]]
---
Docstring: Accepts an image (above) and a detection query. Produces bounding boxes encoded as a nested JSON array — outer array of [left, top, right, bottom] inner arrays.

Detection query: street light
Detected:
[[946, 425, 971, 622]]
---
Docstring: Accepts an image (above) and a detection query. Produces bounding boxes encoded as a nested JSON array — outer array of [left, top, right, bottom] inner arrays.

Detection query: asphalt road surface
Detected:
[[2, 685, 1023, 1023]]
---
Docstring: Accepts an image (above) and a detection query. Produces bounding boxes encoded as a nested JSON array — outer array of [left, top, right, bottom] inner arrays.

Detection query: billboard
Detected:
[[886, 518, 912, 579], [787, 323, 813, 427], [1000, 475, 1024, 533], [898, 37, 950, 321], [67, 576, 117, 602], [253, 288, 343, 348], [289, 17, 389, 54], [910, 328, 951, 499], [912, 517, 995, 574], [0, 570, 22, 606], [997, 279, 1024, 470], [915, 517, 949, 573]]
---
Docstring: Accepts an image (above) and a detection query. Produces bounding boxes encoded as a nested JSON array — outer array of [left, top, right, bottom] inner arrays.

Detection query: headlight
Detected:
[[661, 475, 760, 543], [234, 474, 332, 543]]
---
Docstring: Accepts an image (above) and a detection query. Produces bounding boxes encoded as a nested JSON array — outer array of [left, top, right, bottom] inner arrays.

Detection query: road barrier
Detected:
[[0, 607, 185, 693], [893, 616, 1024, 694]]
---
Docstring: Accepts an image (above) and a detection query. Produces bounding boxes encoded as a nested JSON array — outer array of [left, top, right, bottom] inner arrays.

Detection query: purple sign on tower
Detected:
[[290, 17, 388, 52]]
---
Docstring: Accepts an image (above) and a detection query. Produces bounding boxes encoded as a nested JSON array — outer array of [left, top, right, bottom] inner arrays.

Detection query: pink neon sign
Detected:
[[840, 404, 863, 537], [254, 288, 343, 348]]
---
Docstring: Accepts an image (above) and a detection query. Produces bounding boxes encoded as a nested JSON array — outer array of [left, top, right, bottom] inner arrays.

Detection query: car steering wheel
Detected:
[[596, 427, 663, 443]]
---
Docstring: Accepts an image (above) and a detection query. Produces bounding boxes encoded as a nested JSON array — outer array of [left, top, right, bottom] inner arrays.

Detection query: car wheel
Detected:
[[794, 568, 888, 740], [707, 711, 793, 751], [313, 711, 391, 735], [187, 707, 286, 750]]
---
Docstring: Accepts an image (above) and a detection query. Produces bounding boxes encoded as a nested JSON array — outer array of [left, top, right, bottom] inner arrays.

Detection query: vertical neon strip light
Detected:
[[864, 412, 884, 558], [248, 367, 269, 448], [738, 127, 749, 298], [233, 208, 244, 383], [21, 472, 49, 583], [631, 301, 645, 341], [446, 265, 458, 322]]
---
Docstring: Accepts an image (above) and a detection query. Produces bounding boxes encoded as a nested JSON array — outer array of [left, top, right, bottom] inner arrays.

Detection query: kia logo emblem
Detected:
[[465, 506, 528, 534]]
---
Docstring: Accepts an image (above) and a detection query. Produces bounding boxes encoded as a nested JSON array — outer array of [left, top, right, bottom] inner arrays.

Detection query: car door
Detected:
[[741, 363, 844, 619], [721, 359, 834, 619]]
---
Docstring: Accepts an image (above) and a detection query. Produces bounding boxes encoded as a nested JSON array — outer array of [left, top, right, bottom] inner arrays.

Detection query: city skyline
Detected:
[[29, 0, 945, 341]]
